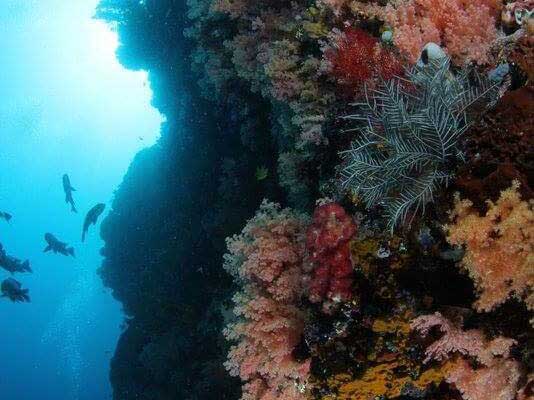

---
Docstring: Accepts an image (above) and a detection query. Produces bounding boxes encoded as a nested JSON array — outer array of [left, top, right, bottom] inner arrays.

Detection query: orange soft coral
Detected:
[[224, 201, 310, 399], [446, 181, 534, 312], [385, 0, 502, 65]]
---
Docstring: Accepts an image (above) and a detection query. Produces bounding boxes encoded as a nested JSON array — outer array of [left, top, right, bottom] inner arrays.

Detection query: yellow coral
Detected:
[[446, 181, 534, 312], [302, 21, 330, 38], [350, 235, 410, 277], [350, 238, 380, 276], [372, 318, 411, 335], [329, 362, 451, 400], [320, 314, 449, 399]]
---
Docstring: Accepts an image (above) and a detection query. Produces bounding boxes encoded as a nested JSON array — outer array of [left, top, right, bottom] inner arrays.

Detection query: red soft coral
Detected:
[[326, 28, 403, 95], [306, 203, 357, 308]]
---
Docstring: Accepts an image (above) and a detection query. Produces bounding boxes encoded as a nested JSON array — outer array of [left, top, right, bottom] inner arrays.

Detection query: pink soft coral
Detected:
[[412, 312, 522, 400], [385, 0, 502, 65], [225, 293, 310, 399], [448, 358, 523, 400], [411, 313, 486, 363], [224, 201, 310, 399], [411, 312, 516, 364], [446, 181, 534, 312]]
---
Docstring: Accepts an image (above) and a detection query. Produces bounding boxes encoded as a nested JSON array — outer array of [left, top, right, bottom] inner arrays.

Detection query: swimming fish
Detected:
[[255, 166, 269, 181], [1, 277, 30, 303], [0, 243, 31, 274], [62, 174, 77, 213], [43, 233, 75, 257], [0, 212, 12, 222], [82, 203, 105, 242]]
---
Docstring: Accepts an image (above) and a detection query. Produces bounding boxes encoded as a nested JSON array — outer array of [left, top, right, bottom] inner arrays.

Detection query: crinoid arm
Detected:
[[340, 58, 500, 229]]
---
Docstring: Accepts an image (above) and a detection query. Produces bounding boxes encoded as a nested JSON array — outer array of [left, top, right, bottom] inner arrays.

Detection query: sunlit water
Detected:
[[40, 264, 99, 400], [0, 1, 162, 399]]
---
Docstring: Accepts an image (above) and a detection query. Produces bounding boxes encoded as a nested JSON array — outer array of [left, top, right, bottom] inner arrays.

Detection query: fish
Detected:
[[0, 243, 32, 274], [82, 203, 105, 242], [0, 257, 32, 274], [62, 174, 77, 213], [43, 233, 75, 257], [0, 211, 12, 222], [255, 166, 269, 181], [1, 277, 30, 302]]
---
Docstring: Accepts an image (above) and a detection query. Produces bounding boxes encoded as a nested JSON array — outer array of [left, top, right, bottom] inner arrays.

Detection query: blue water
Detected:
[[0, 1, 162, 399]]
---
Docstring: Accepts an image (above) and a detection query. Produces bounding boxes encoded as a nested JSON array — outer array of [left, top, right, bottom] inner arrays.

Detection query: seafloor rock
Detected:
[[456, 87, 534, 210], [96, 1, 283, 399]]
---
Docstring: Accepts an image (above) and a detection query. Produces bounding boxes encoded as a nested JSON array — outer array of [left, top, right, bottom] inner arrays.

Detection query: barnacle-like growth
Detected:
[[340, 57, 498, 229]]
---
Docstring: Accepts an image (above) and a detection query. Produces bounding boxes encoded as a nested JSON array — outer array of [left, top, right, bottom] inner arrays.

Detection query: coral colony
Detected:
[[96, 0, 533, 399], [305, 203, 357, 308]]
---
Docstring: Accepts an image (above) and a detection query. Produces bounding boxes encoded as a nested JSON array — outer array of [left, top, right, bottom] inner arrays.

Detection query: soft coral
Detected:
[[306, 203, 357, 307], [326, 28, 403, 95], [385, 0, 501, 65], [224, 201, 310, 399]]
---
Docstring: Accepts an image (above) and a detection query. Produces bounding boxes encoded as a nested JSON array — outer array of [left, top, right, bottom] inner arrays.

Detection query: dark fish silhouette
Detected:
[[43, 233, 75, 257], [0, 212, 12, 222], [82, 203, 105, 242], [62, 174, 77, 213], [0, 243, 31, 274], [1, 278, 30, 302]]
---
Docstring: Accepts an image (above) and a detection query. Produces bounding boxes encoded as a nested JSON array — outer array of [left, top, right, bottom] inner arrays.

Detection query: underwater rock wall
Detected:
[[97, 1, 285, 398], [99, 0, 533, 400]]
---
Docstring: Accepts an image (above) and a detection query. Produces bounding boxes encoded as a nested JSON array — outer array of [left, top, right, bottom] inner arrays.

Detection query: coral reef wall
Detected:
[[97, 1, 284, 398], [98, 0, 533, 399]]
